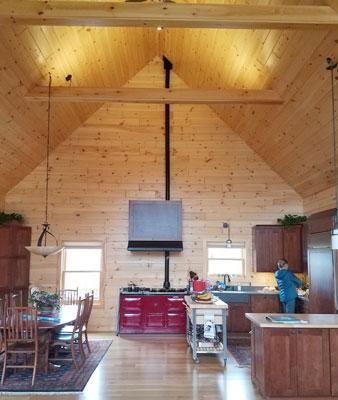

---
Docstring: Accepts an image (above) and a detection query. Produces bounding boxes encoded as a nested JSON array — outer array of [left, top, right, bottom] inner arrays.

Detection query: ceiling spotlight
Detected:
[[157, 26, 164, 31]]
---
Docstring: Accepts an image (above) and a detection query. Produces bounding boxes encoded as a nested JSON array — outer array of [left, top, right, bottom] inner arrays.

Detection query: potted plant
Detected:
[[277, 214, 307, 228], [29, 290, 61, 314], [0, 212, 24, 225]]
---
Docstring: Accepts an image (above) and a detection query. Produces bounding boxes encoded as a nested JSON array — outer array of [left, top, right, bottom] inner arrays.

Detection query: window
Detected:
[[61, 242, 103, 303], [207, 242, 246, 276]]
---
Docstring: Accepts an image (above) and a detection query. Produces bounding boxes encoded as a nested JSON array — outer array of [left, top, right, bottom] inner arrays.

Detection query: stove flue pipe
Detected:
[[163, 56, 173, 290]]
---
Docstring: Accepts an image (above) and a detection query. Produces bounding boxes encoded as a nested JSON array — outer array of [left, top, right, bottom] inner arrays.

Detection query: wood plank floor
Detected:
[[3, 333, 265, 400]]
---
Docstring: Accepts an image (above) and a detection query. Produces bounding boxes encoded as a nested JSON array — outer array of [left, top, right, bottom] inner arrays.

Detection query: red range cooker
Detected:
[[117, 287, 188, 334]]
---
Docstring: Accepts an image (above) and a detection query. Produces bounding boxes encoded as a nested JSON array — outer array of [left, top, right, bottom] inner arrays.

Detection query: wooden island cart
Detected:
[[184, 296, 228, 364]]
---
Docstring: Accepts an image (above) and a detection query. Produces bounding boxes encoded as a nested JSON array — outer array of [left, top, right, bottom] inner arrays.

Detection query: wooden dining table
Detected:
[[36, 305, 78, 330]]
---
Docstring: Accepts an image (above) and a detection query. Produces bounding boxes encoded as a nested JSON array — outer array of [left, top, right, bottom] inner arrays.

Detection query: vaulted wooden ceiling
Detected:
[[0, 0, 337, 200]]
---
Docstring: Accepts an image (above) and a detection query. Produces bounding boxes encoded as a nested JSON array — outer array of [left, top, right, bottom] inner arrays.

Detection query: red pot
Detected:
[[193, 280, 206, 292]]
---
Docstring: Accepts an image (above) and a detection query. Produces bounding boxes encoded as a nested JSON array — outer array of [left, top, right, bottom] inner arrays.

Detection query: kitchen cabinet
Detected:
[[118, 294, 186, 334], [295, 298, 310, 314], [227, 302, 251, 332], [330, 329, 338, 396], [251, 325, 331, 397], [250, 295, 282, 313], [0, 224, 31, 304], [296, 329, 330, 397], [252, 225, 303, 273]]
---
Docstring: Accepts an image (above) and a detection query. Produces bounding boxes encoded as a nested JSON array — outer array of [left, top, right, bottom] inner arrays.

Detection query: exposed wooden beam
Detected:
[[25, 86, 284, 105], [0, 1, 338, 30]]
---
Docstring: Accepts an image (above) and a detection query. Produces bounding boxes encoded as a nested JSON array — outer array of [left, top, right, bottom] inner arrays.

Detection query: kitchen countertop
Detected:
[[246, 313, 338, 328], [212, 290, 279, 296], [185, 295, 228, 309]]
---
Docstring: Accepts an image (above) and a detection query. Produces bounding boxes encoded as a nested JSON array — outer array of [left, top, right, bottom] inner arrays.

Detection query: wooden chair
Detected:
[[81, 293, 94, 353], [1, 306, 49, 386], [49, 297, 87, 369], [58, 288, 79, 305], [59, 292, 94, 354]]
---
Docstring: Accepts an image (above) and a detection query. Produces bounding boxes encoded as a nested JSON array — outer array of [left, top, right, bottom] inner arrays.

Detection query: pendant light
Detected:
[[223, 222, 232, 248], [26, 74, 64, 257]]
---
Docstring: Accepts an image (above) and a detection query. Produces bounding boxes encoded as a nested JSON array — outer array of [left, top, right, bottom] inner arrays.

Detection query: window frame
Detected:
[[60, 241, 105, 308], [205, 241, 246, 278]]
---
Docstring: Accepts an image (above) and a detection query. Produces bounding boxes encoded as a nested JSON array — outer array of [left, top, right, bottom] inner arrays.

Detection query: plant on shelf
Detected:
[[29, 290, 60, 311], [0, 212, 24, 225], [277, 214, 307, 228]]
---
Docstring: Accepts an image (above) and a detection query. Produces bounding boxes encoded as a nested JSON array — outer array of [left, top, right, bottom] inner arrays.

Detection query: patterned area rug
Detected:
[[0, 339, 112, 393], [227, 337, 251, 366]]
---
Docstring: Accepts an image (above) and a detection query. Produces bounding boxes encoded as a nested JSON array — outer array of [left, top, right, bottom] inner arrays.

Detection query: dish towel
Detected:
[[204, 313, 216, 339]]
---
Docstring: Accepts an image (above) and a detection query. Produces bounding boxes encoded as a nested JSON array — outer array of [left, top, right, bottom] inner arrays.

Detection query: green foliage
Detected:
[[277, 214, 307, 228], [0, 212, 23, 225], [29, 290, 60, 310]]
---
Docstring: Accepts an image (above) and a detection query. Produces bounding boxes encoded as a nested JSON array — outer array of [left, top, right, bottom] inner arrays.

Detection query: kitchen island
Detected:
[[246, 313, 338, 398]]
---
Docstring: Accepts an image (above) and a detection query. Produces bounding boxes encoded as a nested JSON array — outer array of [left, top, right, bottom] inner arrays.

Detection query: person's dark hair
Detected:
[[189, 271, 199, 280], [277, 259, 288, 269]]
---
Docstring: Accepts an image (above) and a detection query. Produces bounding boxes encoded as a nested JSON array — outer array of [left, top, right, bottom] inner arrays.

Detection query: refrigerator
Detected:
[[307, 209, 338, 314]]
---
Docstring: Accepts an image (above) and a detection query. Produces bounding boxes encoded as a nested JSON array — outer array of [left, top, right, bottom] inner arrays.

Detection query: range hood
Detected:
[[128, 240, 183, 252], [127, 200, 183, 252]]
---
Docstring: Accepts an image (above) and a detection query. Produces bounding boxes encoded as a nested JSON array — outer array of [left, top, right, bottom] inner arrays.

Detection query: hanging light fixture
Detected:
[[223, 222, 232, 248], [26, 74, 64, 258]]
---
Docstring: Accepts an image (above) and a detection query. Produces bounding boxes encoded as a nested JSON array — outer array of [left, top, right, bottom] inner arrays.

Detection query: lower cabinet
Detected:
[[250, 295, 282, 313], [119, 294, 186, 334], [227, 303, 251, 332], [252, 325, 331, 397]]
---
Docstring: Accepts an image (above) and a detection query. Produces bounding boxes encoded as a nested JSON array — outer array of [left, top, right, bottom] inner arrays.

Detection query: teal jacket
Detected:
[[275, 269, 302, 302]]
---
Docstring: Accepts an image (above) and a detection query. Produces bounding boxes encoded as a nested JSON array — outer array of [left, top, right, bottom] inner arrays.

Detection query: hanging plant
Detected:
[[0, 212, 23, 225], [277, 214, 307, 228]]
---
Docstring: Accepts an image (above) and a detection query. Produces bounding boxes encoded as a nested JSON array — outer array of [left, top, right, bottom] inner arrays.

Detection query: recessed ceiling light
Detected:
[[157, 26, 164, 31]]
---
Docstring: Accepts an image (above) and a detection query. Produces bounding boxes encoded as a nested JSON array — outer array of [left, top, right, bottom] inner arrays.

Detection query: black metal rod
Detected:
[[163, 56, 173, 289], [165, 104, 170, 201]]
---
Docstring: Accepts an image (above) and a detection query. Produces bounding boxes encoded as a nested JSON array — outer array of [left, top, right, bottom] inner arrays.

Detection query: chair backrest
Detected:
[[3, 306, 38, 344], [84, 293, 94, 328], [4, 291, 23, 308], [59, 288, 79, 305], [71, 297, 87, 336]]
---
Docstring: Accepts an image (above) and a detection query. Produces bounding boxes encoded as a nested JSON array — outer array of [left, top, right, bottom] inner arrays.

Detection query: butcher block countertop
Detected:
[[246, 313, 338, 328], [184, 296, 228, 309]]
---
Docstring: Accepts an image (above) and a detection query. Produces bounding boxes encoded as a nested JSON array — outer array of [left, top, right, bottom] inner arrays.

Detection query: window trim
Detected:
[[205, 241, 246, 278], [60, 241, 105, 308]]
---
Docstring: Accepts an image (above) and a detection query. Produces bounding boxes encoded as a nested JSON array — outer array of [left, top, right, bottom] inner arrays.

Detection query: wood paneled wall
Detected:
[[5, 58, 302, 331], [304, 187, 336, 216]]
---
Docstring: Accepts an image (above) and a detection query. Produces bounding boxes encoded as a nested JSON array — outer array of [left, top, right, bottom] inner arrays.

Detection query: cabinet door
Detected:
[[283, 225, 303, 273], [253, 226, 283, 272], [227, 303, 251, 332], [0, 259, 12, 289], [263, 328, 298, 397], [119, 312, 143, 333], [296, 329, 330, 397], [11, 227, 31, 257], [251, 295, 282, 313], [12, 259, 30, 289], [330, 329, 338, 396]]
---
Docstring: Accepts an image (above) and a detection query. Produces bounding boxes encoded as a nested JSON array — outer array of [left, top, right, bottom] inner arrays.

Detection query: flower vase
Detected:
[[39, 306, 54, 315]]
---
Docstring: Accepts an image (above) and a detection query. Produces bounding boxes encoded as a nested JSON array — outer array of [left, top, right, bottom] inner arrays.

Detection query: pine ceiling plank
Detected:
[[0, 2, 337, 30], [25, 86, 284, 105]]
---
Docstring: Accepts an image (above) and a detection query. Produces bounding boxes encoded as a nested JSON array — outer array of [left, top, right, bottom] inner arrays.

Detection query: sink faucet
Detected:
[[223, 274, 231, 285]]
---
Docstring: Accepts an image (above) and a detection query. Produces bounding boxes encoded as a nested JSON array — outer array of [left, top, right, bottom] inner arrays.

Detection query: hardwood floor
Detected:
[[4, 333, 265, 400]]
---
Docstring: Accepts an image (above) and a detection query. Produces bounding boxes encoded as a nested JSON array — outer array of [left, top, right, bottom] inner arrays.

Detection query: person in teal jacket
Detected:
[[275, 259, 302, 313]]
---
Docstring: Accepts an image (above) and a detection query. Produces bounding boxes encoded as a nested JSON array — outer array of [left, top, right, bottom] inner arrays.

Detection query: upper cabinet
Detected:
[[252, 225, 303, 273]]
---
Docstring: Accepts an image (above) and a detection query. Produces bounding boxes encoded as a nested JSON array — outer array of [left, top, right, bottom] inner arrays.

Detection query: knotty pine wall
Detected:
[[5, 58, 302, 331], [303, 186, 335, 216]]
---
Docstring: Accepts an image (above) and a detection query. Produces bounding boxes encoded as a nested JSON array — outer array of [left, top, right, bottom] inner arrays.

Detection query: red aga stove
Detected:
[[117, 287, 188, 334]]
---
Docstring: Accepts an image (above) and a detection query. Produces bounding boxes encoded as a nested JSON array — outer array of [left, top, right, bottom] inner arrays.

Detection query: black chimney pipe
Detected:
[[163, 55, 173, 290]]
